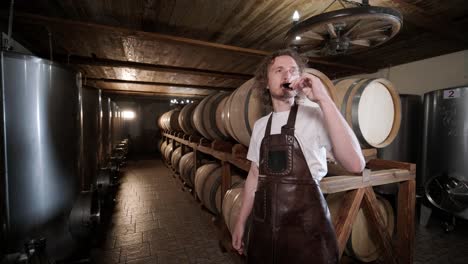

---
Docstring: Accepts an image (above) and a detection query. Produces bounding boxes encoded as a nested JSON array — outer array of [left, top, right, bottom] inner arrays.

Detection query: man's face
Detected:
[[267, 55, 300, 100]]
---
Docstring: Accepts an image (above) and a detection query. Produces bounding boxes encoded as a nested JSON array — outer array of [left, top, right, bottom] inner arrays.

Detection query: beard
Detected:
[[270, 88, 296, 101]]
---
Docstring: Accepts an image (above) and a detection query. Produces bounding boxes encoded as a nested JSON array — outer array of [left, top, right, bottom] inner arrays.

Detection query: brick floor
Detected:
[[413, 211, 468, 264], [90, 159, 468, 264], [92, 159, 235, 264]]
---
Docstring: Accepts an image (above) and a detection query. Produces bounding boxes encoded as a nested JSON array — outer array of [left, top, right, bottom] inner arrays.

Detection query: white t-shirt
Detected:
[[246, 104, 332, 181]]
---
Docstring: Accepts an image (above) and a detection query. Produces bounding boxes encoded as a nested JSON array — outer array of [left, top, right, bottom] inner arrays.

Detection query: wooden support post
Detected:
[[332, 188, 365, 257], [397, 179, 416, 264], [362, 187, 397, 264], [181, 143, 186, 156], [362, 148, 378, 162], [362, 168, 371, 183]]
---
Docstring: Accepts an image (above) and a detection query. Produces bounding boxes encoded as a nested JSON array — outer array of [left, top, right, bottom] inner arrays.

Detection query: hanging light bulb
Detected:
[[292, 10, 300, 22]]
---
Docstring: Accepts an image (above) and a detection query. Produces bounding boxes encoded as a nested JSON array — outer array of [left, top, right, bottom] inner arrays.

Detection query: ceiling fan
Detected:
[[285, 0, 403, 56]]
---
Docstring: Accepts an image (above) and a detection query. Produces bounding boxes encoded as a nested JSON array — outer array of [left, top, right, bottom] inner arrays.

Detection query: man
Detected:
[[231, 49, 365, 264]]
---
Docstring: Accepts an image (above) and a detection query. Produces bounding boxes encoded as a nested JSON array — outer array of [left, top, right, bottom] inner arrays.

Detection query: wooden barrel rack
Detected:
[[160, 132, 415, 264]]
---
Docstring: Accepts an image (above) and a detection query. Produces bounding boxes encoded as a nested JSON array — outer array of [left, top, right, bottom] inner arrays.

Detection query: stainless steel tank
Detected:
[[82, 87, 102, 190], [101, 96, 112, 162], [376, 94, 422, 194], [97, 90, 104, 166], [111, 101, 118, 149], [421, 86, 468, 219], [0, 52, 82, 254], [110, 101, 124, 150], [378, 94, 422, 163], [117, 107, 122, 145]]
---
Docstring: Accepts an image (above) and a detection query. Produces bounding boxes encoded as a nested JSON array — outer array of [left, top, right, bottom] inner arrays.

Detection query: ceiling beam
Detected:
[[7, 13, 373, 72], [56, 54, 253, 80], [86, 77, 235, 91], [105, 93, 187, 102], [388, 0, 468, 45], [103, 90, 204, 98], [85, 85, 207, 98], [9, 12, 269, 57], [306, 57, 376, 73]]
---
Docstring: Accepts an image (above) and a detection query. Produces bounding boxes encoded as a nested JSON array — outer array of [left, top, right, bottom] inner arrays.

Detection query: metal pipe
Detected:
[[47, 27, 53, 61], [1, 52, 12, 249], [6, 0, 15, 50]]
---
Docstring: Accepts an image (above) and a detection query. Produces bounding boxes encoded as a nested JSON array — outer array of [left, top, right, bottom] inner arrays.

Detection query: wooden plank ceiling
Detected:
[[1, 0, 467, 98]]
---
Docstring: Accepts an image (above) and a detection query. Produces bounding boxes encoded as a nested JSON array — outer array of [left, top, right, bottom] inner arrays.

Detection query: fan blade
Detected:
[[301, 31, 324, 41], [303, 49, 322, 57], [327, 23, 337, 38], [349, 39, 371, 47], [297, 43, 323, 54], [354, 33, 389, 42], [356, 28, 391, 37], [366, 34, 389, 41], [292, 42, 322, 48], [343, 20, 363, 37], [350, 21, 392, 36]]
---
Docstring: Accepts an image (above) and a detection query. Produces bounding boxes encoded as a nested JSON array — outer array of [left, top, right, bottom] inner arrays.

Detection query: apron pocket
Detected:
[[263, 145, 293, 175]]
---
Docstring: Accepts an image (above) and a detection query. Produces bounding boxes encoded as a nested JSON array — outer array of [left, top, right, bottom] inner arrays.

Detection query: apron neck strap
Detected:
[[264, 104, 299, 137], [264, 114, 273, 137], [281, 104, 298, 135]]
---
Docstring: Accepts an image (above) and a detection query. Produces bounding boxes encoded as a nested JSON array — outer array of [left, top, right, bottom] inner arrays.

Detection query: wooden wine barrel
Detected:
[[159, 141, 168, 160], [157, 139, 163, 151], [222, 91, 238, 143], [179, 152, 195, 187], [158, 111, 169, 131], [215, 96, 230, 139], [223, 78, 271, 146], [333, 78, 401, 148], [159, 109, 182, 132], [194, 163, 223, 215], [171, 147, 183, 172], [327, 192, 395, 262], [222, 179, 245, 234], [163, 143, 174, 164], [193, 93, 230, 141], [159, 111, 168, 131], [157, 115, 164, 130], [178, 102, 198, 135], [159, 140, 166, 151], [194, 163, 221, 214]]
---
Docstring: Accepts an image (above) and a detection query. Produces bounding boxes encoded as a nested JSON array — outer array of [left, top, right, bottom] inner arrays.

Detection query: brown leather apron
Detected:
[[247, 104, 339, 264]]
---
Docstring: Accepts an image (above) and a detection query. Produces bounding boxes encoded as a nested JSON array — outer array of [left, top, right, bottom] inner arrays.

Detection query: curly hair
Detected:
[[254, 49, 307, 105]]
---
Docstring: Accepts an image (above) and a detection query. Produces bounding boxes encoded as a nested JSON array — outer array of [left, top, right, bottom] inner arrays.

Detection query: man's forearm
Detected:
[[236, 163, 258, 226], [319, 99, 365, 173]]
